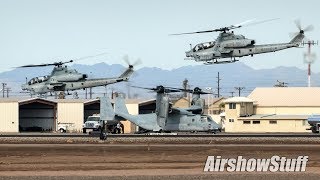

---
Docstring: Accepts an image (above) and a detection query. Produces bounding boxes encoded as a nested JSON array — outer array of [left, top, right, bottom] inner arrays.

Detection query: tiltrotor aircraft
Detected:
[[171, 19, 313, 64], [19, 58, 138, 95], [108, 85, 221, 133]]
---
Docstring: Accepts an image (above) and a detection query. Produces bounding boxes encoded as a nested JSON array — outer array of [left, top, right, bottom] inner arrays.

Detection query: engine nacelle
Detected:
[[55, 74, 85, 82], [222, 39, 255, 48]]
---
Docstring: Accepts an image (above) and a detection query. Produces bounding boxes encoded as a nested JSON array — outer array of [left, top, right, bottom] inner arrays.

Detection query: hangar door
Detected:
[[19, 99, 56, 132], [84, 100, 100, 123]]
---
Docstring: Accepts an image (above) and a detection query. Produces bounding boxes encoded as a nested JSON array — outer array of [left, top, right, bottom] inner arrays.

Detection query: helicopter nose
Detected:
[[21, 84, 27, 90], [185, 50, 193, 57]]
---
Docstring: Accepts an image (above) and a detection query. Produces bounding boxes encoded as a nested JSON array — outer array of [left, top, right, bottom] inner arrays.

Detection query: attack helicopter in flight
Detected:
[[109, 85, 221, 133], [19, 56, 140, 95], [171, 19, 313, 65]]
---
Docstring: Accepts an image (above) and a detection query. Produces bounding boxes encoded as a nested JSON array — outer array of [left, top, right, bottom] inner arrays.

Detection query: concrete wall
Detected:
[[0, 102, 19, 132], [57, 103, 84, 132]]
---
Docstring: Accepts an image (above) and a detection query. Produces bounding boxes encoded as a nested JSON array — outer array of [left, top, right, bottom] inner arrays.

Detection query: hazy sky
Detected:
[[0, 0, 319, 72]]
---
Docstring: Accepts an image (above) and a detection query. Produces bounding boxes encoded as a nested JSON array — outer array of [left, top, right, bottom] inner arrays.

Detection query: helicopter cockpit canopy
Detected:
[[28, 76, 49, 85], [193, 41, 215, 52]]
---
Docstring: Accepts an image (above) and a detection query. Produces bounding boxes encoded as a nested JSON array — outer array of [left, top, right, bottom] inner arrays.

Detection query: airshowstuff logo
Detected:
[[204, 156, 308, 172]]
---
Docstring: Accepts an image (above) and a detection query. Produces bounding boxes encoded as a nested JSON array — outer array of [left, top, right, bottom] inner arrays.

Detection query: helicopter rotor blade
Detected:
[[239, 18, 279, 28], [294, 19, 302, 30], [73, 52, 108, 61], [231, 19, 256, 28], [123, 55, 142, 68], [169, 30, 217, 36], [304, 24, 314, 32], [132, 58, 142, 66], [123, 55, 130, 65], [170, 18, 279, 36]]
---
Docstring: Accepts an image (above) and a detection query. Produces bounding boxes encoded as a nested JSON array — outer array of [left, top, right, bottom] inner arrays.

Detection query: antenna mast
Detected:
[[302, 40, 318, 87]]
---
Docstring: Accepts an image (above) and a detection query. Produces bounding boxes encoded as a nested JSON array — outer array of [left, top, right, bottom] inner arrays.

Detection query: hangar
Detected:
[[0, 97, 156, 133], [19, 98, 57, 132]]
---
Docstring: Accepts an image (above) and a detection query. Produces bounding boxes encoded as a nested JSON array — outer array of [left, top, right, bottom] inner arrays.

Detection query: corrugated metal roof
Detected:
[[224, 97, 254, 103], [54, 99, 91, 103], [248, 87, 320, 107], [238, 114, 309, 120]]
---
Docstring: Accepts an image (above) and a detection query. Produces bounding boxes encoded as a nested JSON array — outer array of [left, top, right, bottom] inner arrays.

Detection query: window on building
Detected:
[[252, 120, 260, 124], [269, 120, 277, 124], [229, 103, 236, 109], [243, 121, 251, 124], [229, 119, 234, 123]]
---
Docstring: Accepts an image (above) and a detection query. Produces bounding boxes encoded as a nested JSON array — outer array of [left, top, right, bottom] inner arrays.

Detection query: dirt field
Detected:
[[0, 143, 319, 179]]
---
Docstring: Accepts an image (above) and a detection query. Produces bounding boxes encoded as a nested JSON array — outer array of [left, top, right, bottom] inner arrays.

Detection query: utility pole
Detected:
[[5, 87, 11, 98], [216, 72, 221, 98], [229, 91, 235, 97], [89, 87, 93, 99], [182, 78, 188, 97], [2, 83, 6, 98], [234, 87, 245, 97], [85, 88, 88, 99]]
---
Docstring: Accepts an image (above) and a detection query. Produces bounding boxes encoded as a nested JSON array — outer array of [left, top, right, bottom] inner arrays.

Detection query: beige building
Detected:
[[0, 99, 19, 132], [56, 99, 86, 132], [224, 87, 320, 133], [172, 97, 190, 108], [0, 97, 155, 133], [206, 97, 225, 115]]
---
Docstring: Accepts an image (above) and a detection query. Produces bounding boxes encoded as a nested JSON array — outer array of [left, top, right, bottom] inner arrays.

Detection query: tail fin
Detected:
[[119, 65, 134, 80], [289, 33, 305, 45], [100, 96, 115, 120], [114, 96, 129, 114]]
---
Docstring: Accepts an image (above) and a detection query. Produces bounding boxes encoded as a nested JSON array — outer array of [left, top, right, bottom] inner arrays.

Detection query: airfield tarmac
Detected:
[[0, 140, 320, 180]]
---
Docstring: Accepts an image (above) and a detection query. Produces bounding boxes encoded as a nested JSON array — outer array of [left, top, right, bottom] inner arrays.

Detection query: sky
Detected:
[[0, 0, 319, 72]]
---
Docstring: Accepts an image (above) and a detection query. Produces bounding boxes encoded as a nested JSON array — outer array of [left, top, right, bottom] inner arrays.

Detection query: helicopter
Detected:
[[171, 19, 313, 65], [19, 57, 140, 95], [109, 85, 221, 133]]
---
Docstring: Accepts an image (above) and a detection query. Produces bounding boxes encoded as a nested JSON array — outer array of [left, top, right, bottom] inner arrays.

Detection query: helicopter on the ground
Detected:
[[171, 19, 313, 65], [109, 85, 221, 133], [19, 56, 140, 95]]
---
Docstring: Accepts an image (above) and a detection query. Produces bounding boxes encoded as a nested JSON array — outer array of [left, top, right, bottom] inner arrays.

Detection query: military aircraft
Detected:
[[171, 19, 313, 64], [109, 85, 221, 133], [19, 57, 139, 95]]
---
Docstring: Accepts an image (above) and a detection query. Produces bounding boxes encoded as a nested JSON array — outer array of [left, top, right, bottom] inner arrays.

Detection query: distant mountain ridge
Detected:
[[0, 62, 318, 98]]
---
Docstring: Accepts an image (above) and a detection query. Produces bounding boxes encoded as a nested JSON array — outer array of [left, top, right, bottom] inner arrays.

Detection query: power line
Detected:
[[234, 87, 245, 97]]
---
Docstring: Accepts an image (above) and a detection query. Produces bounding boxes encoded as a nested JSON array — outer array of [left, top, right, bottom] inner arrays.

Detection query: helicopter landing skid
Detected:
[[184, 57, 196, 61], [204, 59, 239, 65]]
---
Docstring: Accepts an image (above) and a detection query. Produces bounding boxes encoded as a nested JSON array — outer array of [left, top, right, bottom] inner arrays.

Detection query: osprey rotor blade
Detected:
[[131, 86, 157, 91]]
